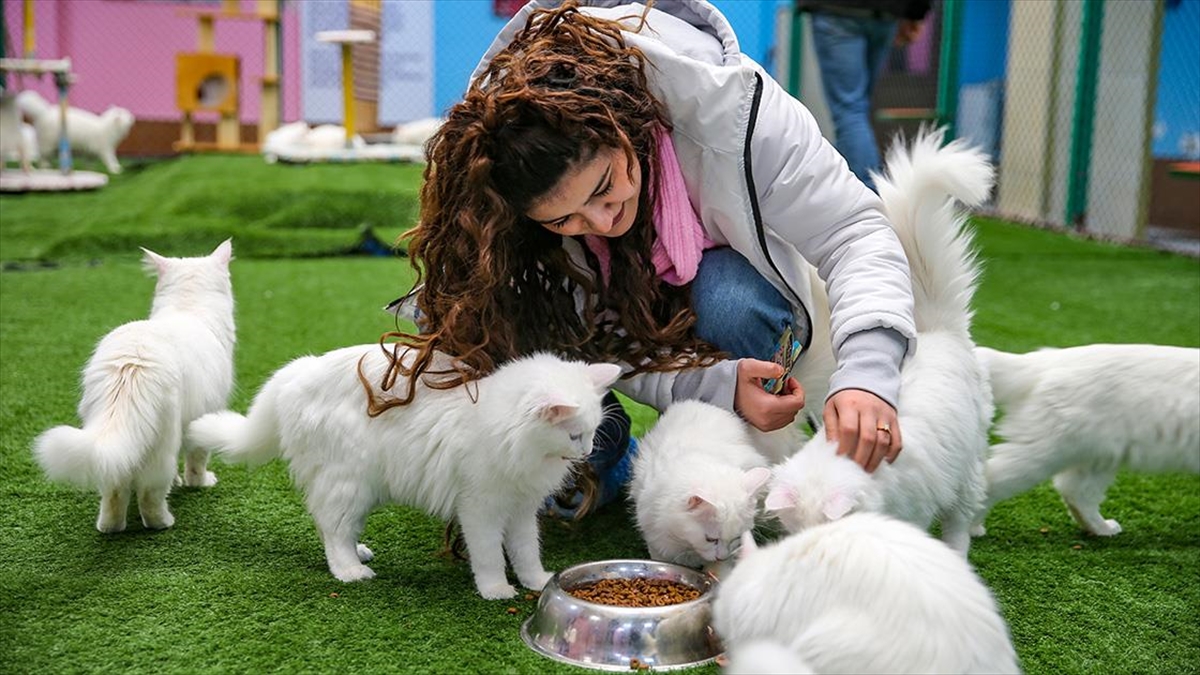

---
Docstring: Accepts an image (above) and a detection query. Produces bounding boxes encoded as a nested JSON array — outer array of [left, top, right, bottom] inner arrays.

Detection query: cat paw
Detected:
[[182, 471, 218, 488], [356, 544, 375, 562], [96, 518, 127, 534], [332, 564, 376, 582], [477, 582, 518, 600], [518, 570, 554, 591], [970, 523, 987, 538], [1089, 519, 1122, 536], [142, 510, 176, 530]]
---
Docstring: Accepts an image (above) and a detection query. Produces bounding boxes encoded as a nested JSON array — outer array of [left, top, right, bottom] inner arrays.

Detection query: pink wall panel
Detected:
[[3, 0, 302, 124]]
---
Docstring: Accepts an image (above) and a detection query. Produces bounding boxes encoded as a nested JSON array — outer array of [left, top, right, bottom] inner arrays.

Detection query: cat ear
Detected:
[[821, 491, 857, 521], [587, 363, 622, 390], [763, 484, 797, 513], [686, 494, 716, 514], [741, 467, 772, 495], [738, 531, 758, 560], [140, 247, 168, 276], [210, 238, 233, 264], [536, 399, 579, 426]]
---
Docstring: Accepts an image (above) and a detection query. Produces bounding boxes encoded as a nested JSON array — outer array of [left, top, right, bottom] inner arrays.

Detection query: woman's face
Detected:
[[525, 146, 641, 238]]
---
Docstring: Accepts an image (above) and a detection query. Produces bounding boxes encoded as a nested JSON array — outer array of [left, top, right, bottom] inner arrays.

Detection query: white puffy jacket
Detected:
[[471, 0, 916, 414]]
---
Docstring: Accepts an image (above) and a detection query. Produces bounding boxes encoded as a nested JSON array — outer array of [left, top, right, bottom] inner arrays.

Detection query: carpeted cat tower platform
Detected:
[[0, 168, 107, 193]]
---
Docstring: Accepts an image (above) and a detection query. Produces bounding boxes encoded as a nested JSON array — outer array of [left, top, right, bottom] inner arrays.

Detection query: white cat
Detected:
[[973, 344, 1200, 537], [188, 349, 620, 599], [16, 90, 134, 173], [712, 513, 1021, 674], [1, 92, 34, 173], [722, 639, 813, 675], [34, 241, 236, 532], [764, 131, 993, 554], [629, 400, 771, 568]]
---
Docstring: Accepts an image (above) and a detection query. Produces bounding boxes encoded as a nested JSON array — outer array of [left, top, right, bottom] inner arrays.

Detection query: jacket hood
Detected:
[[468, 0, 741, 85]]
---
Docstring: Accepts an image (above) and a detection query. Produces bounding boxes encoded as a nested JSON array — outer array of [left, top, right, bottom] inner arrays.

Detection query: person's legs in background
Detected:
[[811, 13, 898, 192]]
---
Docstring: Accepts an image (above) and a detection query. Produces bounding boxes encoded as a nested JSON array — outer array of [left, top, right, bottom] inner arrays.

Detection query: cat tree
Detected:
[[174, 0, 281, 153]]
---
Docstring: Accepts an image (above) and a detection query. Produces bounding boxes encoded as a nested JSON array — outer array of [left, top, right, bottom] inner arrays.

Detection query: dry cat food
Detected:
[[567, 577, 701, 607]]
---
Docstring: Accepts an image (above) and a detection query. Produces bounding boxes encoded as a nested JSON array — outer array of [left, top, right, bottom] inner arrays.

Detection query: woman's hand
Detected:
[[733, 359, 806, 432], [823, 389, 902, 473]]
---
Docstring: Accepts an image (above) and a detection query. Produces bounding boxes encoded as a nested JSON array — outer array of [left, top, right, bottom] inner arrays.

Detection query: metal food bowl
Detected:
[[520, 559, 722, 671]]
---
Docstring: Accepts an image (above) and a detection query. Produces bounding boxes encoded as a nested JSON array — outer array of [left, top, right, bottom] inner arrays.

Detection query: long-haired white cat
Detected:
[[16, 90, 134, 174], [188, 349, 620, 599], [712, 513, 1021, 674], [629, 400, 771, 568], [764, 130, 993, 554], [1, 92, 33, 173], [34, 240, 235, 532], [973, 344, 1200, 536]]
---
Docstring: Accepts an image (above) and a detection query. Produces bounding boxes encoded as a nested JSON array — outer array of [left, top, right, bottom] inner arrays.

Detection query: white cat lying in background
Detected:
[[0, 92, 35, 173], [765, 130, 993, 554], [713, 513, 1021, 674], [973, 344, 1200, 537], [629, 400, 771, 569], [34, 241, 235, 532], [16, 90, 134, 173], [188, 349, 619, 599]]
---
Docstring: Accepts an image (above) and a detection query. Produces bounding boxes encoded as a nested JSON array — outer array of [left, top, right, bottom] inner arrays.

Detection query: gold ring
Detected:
[[877, 422, 891, 434]]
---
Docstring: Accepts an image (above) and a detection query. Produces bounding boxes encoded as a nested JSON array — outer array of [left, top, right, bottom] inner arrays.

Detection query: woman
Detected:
[[380, 0, 914, 517]]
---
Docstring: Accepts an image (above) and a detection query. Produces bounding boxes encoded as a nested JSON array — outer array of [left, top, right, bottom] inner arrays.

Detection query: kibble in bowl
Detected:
[[520, 560, 722, 671]]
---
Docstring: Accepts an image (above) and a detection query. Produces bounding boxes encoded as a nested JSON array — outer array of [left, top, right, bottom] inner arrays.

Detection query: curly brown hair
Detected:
[[366, 0, 724, 414]]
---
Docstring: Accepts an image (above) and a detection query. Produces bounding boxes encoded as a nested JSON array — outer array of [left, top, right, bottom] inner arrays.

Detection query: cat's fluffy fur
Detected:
[[973, 344, 1200, 536], [629, 401, 771, 568], [34, 241, 235, 532], [16, 90, 134, 173], [713, 513, 1021, 674], [0, 92, 33, 173], [765, 130, 993, 554], [188, 349, 620, 599]]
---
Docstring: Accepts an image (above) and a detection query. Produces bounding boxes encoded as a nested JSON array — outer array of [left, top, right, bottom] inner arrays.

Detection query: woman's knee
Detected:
[[691, 247, 794, 360]]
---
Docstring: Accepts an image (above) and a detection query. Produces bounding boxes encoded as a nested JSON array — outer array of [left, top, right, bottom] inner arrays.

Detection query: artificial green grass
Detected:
[[0, 155, 423, 262], [1, 157, 1198, 674]]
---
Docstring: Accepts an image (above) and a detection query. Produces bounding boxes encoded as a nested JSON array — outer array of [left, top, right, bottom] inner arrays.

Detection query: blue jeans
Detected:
[[811, 13, 898, 193], [691, 246, 802, 362]]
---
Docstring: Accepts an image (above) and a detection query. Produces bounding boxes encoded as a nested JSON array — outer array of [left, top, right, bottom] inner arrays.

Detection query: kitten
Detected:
[[34, 241, 236, 532], [973, 344, 1200, 536], [16, 90, 134, 173], [764, 131, 994, 554], [712, 513, 1021, 674], [629, 400, 771, 569], [0, 92, 33, 173], [188, 349, 620, 599]]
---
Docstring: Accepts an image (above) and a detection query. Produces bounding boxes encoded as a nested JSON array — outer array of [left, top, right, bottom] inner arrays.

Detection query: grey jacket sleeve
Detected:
[[613, 359, 740, 413]]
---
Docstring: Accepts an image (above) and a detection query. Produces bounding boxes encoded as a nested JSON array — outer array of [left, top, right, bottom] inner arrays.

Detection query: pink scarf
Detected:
[[584, 126, 715, 287]]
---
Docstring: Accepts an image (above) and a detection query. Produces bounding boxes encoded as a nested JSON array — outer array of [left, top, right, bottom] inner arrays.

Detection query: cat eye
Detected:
[[705, 536, 718, 544], [569, 432, 583, 441]]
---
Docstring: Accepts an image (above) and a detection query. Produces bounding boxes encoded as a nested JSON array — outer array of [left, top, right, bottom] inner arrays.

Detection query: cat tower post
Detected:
[[315, 30, 376, 148]]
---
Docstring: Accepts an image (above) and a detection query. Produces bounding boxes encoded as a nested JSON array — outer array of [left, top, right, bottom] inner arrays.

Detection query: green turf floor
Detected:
[[1, 157, 1197, 674]]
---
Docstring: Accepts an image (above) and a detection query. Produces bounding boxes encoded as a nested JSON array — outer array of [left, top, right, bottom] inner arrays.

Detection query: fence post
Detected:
[[1066, 0, 1105, 228], [788, 5, 803, 97], [936, 0, 962, 138]]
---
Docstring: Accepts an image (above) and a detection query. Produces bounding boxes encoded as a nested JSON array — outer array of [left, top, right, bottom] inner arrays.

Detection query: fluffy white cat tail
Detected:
[[34, 425, 144, 489], [188, 407, 279, 467], [873, 128, 994, 335], [973, 346, 1039, 409]]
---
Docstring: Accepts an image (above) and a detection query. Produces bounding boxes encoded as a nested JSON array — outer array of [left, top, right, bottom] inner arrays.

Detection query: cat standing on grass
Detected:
[[629, 400, 771, 569], [973, 344, 1200, 537], [188, 348, 620, 599], [764, 131, 993, 554], [712, 513, 1021, 674], [34, 240, 235, 532]]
